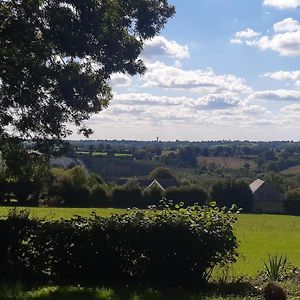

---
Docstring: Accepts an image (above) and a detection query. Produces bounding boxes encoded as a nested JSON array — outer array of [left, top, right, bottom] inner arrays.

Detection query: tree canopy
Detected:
[[0, 0, 175, 145]]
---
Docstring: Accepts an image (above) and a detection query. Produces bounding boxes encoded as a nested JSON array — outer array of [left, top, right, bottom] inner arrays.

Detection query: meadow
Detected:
[[1, 207, 300, 277], [197, 157, 257, 170]]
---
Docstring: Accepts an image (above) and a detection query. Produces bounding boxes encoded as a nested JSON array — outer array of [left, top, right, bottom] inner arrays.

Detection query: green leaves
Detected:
[[0, 0, 174, 143], [262, 254, 289, 282], [1, 203, 238, 286]]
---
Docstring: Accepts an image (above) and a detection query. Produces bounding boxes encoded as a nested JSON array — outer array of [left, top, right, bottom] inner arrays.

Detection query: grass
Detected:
[[234, 214, 300, 277], [1, 207, 300, 277]]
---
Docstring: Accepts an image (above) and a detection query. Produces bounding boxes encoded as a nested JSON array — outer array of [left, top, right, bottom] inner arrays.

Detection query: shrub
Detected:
[[210, 179, 253, 212], [89, 184, 109, 207], [111, 182, 142, 208], [142, 186, 163, 207], [0, 204, 238, 286], [164, 186, 208, 206], [285, 189, 300, 216], [263, 283, 287, 300]]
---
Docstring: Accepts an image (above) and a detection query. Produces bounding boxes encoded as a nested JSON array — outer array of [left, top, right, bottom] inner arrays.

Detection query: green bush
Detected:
[[210, 179, 253, 212], [285, 188, 300, 216], [111, 182, 142, 208], [164, 186, 208, 207], [89, 184, 109, 207], [0, 204, 238, 286]]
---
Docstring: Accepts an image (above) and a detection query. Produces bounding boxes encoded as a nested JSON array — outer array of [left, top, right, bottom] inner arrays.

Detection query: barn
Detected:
[[249, 179, 286, 214]]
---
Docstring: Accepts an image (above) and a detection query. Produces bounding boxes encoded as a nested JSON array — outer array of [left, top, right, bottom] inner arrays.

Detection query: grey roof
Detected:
[[249, 179, 265, 193]]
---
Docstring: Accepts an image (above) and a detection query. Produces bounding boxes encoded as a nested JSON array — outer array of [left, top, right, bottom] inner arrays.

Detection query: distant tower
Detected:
[[156, 137, 159, 142]]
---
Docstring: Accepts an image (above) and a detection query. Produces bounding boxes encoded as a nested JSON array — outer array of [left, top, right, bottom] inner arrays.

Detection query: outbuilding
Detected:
[[249, 179, 286, 214]]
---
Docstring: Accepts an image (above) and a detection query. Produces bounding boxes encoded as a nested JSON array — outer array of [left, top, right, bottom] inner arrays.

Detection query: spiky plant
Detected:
[[263, 254, 288, 282]]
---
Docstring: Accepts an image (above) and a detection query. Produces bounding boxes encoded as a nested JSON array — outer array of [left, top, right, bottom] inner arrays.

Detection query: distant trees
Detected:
[[149, 167, 176, 180]]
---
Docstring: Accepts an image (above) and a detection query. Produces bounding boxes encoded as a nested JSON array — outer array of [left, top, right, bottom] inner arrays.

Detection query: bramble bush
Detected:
[[0, 204, 238, 286]]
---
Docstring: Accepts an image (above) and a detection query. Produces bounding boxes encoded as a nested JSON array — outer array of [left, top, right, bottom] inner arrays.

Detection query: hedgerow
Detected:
[[0, 204, 238, 286]]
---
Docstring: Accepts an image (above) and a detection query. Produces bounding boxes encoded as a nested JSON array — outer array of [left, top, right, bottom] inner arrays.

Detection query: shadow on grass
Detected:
[[0, 282, 260, 300]]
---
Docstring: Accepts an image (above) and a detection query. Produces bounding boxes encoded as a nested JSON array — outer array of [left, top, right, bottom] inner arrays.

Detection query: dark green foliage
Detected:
[[0, 140, 50, 205], [263, 283, 287, 300], [165, 186, 208, 207], [149, 167, 177, 180], [0, 204, 238, 286], [0, 0, 175, 142], [285, 188, 300, 215], [142, 186, 163, 206], [89, 184, 109, 207], [210, 179, 253, 212], [111, 182, 142, 208]]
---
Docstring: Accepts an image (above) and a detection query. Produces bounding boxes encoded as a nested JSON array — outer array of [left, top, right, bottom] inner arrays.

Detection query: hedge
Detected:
[[0, 204, 238, 286]]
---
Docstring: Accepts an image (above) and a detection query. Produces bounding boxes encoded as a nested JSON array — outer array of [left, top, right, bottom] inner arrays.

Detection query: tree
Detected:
[[149, 167, 176, 180], [210, 179, 253, 212], [0, 0, 175, 145]]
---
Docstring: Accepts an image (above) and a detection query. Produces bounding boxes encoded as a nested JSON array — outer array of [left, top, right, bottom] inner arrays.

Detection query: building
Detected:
[[249, 179, 286, 214]]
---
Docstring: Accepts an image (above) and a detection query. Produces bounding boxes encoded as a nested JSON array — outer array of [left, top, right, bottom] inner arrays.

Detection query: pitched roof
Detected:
[[249, 179, 265, 193], [145, 179, 166, 192]]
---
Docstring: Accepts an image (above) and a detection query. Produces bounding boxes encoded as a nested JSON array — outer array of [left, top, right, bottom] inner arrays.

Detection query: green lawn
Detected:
[[1, 207, 300, 277]]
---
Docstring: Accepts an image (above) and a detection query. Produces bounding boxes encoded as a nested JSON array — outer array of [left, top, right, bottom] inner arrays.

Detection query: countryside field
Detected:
[[197, 157, 257, 170], [1, 207, 300, 277], [281, 164, 300, 175]]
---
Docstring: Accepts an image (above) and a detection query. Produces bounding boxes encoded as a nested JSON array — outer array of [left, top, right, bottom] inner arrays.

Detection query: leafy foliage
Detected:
[[0, 204, 238, 286], [210, 179, 253, 212], [0, 0, 175, 142]]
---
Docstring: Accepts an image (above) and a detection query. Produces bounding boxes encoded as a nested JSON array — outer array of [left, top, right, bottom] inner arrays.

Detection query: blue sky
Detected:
[[78, 0, 300, 141]]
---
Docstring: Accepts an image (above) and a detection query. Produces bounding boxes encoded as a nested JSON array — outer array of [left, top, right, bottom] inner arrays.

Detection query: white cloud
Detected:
[[110, 73, 132, 87], [273, 18, 300, 33], [142, 61, 252, 94], [262, 70, 300, 86], [281, 103, 300, 113], [192, 94, 242, 110], [142, 36, 190, 59], [230, 39, 243, 44], [263, 0, 300, 9], [248, 89, 300, 101], [113, 93, 187, 107], [231, 18, 300, 57], [235, 28, 261, 39]]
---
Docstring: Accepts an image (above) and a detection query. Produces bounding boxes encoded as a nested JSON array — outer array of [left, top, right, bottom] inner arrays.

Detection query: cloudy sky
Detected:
[[80, 0, 300, 141]]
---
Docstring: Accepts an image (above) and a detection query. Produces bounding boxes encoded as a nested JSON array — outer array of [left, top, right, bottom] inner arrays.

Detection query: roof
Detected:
[[145, 179, 166, 192], [249, 179, 265, 193]]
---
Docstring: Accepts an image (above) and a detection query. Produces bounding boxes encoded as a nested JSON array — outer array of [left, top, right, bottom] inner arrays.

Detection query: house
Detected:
[[142, 178, 179, 192], [249, 179, 286, 214]]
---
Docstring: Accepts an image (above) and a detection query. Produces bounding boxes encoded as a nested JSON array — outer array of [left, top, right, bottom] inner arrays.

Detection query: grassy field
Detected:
[[281, 164, 300, 175], [197, 157, 257, 170], [1, 207, 300, 277]]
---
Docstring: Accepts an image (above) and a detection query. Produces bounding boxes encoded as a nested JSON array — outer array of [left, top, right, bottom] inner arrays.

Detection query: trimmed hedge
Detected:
[[0, 204, 238, 286]]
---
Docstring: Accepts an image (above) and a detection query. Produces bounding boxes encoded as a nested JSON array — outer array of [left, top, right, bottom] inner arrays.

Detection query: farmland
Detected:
[[281, 164, 300, 175], [197, 157, 257, 170], [1, 207, 300, 277]]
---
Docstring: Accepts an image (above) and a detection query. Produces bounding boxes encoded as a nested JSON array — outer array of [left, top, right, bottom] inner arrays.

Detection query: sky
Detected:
[[76, 0, 300, 141]]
